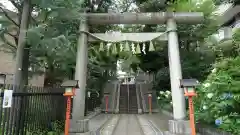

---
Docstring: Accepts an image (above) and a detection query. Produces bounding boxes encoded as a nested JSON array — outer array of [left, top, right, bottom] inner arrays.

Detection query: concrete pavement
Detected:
[[112, 114, 144, 135], [73, 113, 200, 135], [89, 114, 112, 132], [142, 113, 172, 132]]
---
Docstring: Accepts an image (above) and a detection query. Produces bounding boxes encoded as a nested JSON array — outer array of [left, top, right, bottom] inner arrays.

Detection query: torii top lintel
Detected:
[[80, 12, 204, 25]]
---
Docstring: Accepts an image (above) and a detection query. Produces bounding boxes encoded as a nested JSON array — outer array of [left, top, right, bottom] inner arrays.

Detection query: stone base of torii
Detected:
[[69, 12, 204, 134]]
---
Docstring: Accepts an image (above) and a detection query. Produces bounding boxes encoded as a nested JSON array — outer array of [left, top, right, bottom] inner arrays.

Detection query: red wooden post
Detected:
[[184, 88, 197, 135], [64, 97, 71, 135], [105, 95, 109, 113], [148, 94, 152, 114], [63, 88, 74, 135], [188, 96, 196, 135]]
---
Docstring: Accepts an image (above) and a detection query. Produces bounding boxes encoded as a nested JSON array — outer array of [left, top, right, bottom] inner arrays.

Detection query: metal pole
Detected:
[[167, 18, 186, 120], [72, 14, 89, 120]]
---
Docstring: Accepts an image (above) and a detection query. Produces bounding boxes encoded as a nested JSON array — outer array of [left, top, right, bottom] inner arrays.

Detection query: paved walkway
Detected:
[[97, 114, 161, 135], [88, 114, 112, 132], [142, 113, 172, 132], [113, 114, 144, 135], [99, 114, 119, 135], [137, 115, 160, 135], [86, 113, 200, 135]]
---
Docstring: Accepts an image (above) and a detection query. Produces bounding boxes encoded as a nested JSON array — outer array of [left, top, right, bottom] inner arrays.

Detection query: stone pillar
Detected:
[[167, 18, 186, 120], [73, 16, 88, 120], [71, 14, 89, 133]]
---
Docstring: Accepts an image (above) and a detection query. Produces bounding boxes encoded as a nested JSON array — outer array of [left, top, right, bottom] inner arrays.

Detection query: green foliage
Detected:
[[26, 120, 64, 135], [51, 120, 64, 134], [137, 0, 221, 91], [233, 29, 240, 52], [157, 90, 173, 111], [194, 56, 240, 134], [28, 0, 116, 88], [211, 29, 240, 59], [0, 0, 117, 89], [87, 46, 118, 91]]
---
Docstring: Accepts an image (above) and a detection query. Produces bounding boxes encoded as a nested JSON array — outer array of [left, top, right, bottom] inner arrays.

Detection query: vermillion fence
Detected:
[[0, 84, 66, 135]]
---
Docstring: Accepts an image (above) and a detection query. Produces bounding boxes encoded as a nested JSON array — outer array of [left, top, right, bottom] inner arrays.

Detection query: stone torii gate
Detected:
[[71, 12, 204, 133]]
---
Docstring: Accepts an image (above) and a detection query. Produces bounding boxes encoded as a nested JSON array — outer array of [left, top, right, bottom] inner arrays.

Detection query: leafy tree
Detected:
[[0, 0, 116, 89], [195, 56, 240, 134], [132, 0, 221, 90]]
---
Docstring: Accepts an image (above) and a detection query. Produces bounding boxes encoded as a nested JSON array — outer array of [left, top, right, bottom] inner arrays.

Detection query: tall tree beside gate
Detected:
[[14, 0, 31, 89]]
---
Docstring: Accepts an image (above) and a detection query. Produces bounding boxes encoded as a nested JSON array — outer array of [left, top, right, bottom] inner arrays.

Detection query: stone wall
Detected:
[[196, 124, 232, 135], [0, 50, 45, 86], [161, 109, 233, 135], [137, 82, 159, 113], [135, 72, 154, 82]]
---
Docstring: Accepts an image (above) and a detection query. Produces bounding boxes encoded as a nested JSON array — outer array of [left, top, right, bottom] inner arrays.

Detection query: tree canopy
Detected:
[[0, 0, 238, 90], [0, 0, 117, 90]]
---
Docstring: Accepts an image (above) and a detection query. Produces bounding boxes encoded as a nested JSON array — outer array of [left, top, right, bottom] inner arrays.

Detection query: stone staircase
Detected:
[[128, 84, 138, 113], [119, 84, 138, 114], [119, 84, 128, 113], [101, 81, 159, 114]]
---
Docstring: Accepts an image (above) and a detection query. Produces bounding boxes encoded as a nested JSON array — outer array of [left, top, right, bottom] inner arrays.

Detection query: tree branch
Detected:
[[5, 32, 18, 45], [96, 0, 104, 12], [123, 0, 133, 12], [31, 16, 38, 25], [6, 32, 17, 38], [9, 0, 22, 12], [0, 36, 17, 49], [0, 6, 19, 27]]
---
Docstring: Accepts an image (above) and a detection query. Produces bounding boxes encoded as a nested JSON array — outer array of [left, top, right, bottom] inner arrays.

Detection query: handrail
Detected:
[[127, 83, 130, 113], [139, 83, 147, 113], [111, 82, 117, 113], [115, 83, 120, 113], [135, 84, 141, 113]]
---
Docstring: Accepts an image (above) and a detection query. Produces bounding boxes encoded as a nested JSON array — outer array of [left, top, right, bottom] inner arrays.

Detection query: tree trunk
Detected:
[[43, 62, 59, 87], [22, 47, 30, 87], [9, 0, 31, 134], [13, 0, 31, 90]]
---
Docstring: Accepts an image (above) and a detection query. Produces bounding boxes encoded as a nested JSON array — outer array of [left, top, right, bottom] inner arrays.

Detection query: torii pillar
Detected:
[[72, 16, 88, 120], [71, 12, 204, 134], [70, 15, 90, 133], [167, 18, 186, 120]]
